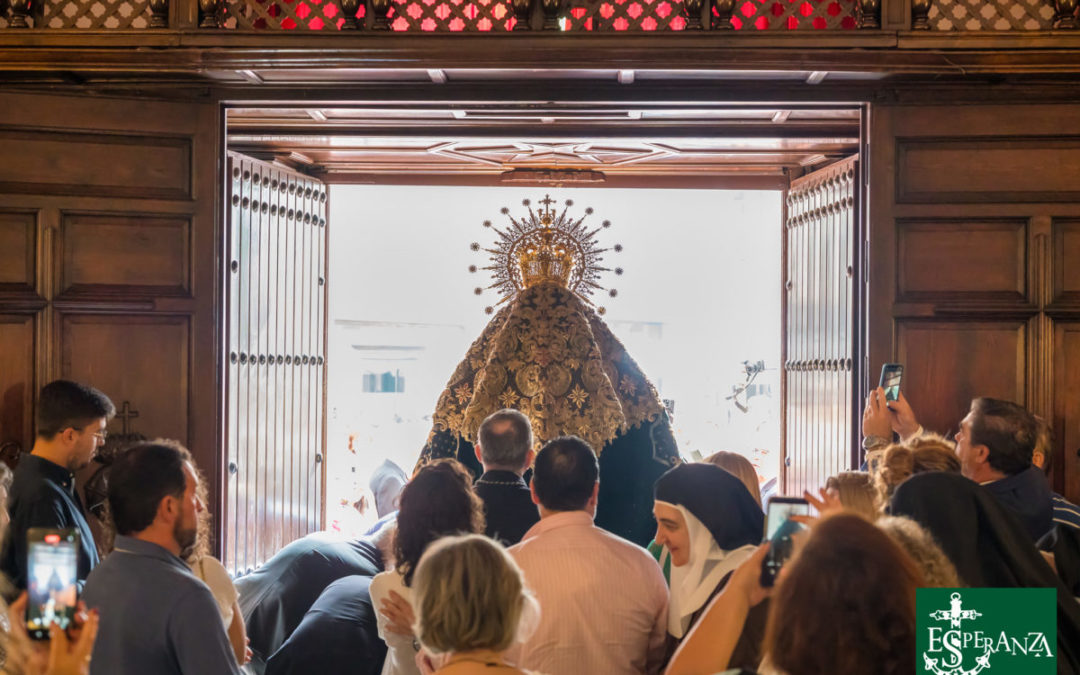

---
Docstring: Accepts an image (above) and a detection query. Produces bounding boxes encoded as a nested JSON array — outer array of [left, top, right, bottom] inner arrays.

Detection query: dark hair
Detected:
[[766, 514, 922, 675], [531, 436, 598, 512], [107, 440, 191, 536], [969, 398, 1036, 476], [394, 459, 485, 586], [36, 380, 115, 439], [477, 409, 533, 470]]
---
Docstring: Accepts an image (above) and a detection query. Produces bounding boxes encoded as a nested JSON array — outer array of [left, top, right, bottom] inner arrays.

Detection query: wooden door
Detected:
[[223, 152, 328, 575], [868, 104, 1080, 502], [782, 156, 860, 496], [0, 91, 220, 524]]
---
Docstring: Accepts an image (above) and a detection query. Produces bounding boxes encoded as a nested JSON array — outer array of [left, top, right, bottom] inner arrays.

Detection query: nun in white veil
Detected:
[[652, 462, 767, 669]]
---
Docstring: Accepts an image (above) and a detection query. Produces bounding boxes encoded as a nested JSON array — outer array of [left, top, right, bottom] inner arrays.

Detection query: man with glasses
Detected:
[[1, 380, 115, 592]]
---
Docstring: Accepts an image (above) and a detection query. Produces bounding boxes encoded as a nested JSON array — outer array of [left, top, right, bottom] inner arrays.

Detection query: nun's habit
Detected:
[[653, 462, 768, 671], [890, 472, 1080, 675]]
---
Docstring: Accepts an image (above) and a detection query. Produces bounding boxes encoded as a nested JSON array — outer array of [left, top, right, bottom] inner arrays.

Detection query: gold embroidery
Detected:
[[428, 282, 665, 454]]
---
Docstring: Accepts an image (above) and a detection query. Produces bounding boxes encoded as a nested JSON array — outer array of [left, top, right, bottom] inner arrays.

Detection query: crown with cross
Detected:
[[469, 194, 623, 315]]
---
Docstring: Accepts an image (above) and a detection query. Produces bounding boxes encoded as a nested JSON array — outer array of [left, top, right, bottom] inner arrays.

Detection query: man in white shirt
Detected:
[[508, 436, 669, 675]]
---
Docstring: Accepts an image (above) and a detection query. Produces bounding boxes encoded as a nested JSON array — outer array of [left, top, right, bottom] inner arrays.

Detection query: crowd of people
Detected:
[[0, 380, 1079, 674]]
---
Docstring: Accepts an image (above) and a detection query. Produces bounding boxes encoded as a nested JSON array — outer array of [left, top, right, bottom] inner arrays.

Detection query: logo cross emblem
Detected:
[[930, 592, 982, 630]]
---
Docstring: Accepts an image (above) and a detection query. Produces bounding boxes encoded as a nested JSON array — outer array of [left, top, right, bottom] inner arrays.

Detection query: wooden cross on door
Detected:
[[115, 401, 140, 436]]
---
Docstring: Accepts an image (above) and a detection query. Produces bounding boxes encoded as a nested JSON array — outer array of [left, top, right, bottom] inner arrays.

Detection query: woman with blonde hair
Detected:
[[412, 534, 540, 675], [702, 452, 762, 507], [875, 515, 962, 588], [873, 433, 960, 503], [823, 471, 879, 521]]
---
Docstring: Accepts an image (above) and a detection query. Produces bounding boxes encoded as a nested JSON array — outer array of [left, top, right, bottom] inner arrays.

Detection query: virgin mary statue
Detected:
[[417, 195, 679, 546]]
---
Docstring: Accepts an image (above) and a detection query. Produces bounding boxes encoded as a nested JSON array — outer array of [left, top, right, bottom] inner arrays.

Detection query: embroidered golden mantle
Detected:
[[426, 281, 666, 454]]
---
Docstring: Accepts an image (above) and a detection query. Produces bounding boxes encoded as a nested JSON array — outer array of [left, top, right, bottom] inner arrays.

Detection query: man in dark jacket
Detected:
[[472, 409, 539, 546], [955, 397, 1053, 543], [1, 380, 114, 593]]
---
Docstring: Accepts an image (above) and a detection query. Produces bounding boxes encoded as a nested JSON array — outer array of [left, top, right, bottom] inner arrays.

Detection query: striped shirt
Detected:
[[1053, 492, 1080, 531], [508, 511, 669, 675]]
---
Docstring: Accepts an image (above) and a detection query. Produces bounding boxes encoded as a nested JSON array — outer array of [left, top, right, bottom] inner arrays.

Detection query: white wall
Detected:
[[327, 185, 782, 534]]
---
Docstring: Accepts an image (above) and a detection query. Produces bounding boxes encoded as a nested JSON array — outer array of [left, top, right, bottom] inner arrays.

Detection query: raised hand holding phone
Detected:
[[25, 528, 79, 641]]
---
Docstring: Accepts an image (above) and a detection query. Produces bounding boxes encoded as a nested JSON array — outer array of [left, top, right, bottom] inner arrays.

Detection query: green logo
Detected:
[[917, 588, 1056, 675]]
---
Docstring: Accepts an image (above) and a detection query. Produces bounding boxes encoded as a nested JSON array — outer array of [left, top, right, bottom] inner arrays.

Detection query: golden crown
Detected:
[[469, 195, 622, 314]]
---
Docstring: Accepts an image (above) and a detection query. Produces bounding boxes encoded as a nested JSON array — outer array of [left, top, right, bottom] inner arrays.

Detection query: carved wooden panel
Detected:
[[0, 210, 37, 295], [896, 219, 1026, 303], [0, 315, 35, 464], [59, 313, 189, 443], [783, 156, 858, 497], [896, 137, 1080, 204], [0, 129, 191, 201], [896, 319, 1027, 436], [224, 153, 327, 575], [1052, 219, 1080, 307], [57, 212, 190, 298], [1053, 321, 1080, 501], [926, 0, 1054, 30]]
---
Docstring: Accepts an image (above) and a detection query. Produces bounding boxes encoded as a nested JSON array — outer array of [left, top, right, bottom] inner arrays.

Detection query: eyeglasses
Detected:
[[93, 431, 108, 441]]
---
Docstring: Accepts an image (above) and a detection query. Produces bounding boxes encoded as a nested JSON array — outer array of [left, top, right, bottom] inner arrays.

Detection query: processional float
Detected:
[[417, 195, 679, 545]]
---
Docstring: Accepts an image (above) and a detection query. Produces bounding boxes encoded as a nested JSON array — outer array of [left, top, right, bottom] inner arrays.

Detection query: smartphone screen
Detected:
[[760, 497, 809, 587], [879, 363, 903, 403], [26, 528, 79, 640]]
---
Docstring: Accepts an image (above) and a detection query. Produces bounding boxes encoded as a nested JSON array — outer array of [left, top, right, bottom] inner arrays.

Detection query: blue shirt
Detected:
[[0, 454, 99, 592], [82, 535, 240, 675]]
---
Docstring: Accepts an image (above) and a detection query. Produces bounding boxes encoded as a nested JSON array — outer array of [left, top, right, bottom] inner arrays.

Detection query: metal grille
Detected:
[[720, 0, 857, 29], [927, 0, 1054, 29], [386, 0, 515, 31], [223, 0, 361, 29], [562, 0, 688, 30], [224, 153, 327, 576], [783, 156, 858, 497]]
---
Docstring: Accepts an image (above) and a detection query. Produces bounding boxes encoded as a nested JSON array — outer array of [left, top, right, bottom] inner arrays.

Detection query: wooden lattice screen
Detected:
[[924, 0, 1055, 29], [0, 0, 154, 27], [224, 152, 328, 575], [212, 0, 859, 29], [782, 155, 860, 497]]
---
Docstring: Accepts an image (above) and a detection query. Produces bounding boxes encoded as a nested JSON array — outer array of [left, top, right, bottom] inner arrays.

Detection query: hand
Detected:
[[379, 590, 416, 637], [726, 543, 772, 608], [887, 391, 921, 440], [802, 487, 844, 518], [244, 638, 253, 666], [45, 609, 99, 675], [862, 387, 893, 440]]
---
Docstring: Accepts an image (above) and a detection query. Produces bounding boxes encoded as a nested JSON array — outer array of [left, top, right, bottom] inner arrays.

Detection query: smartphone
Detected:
[[25, 528, 79, 640], [879, 363, 904, 403], [760, 496, 809, 588]]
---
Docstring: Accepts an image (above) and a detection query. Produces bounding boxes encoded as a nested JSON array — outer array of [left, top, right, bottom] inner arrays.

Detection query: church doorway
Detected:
[[324, 185, 782, 536], [222, 98, 864, 567]]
